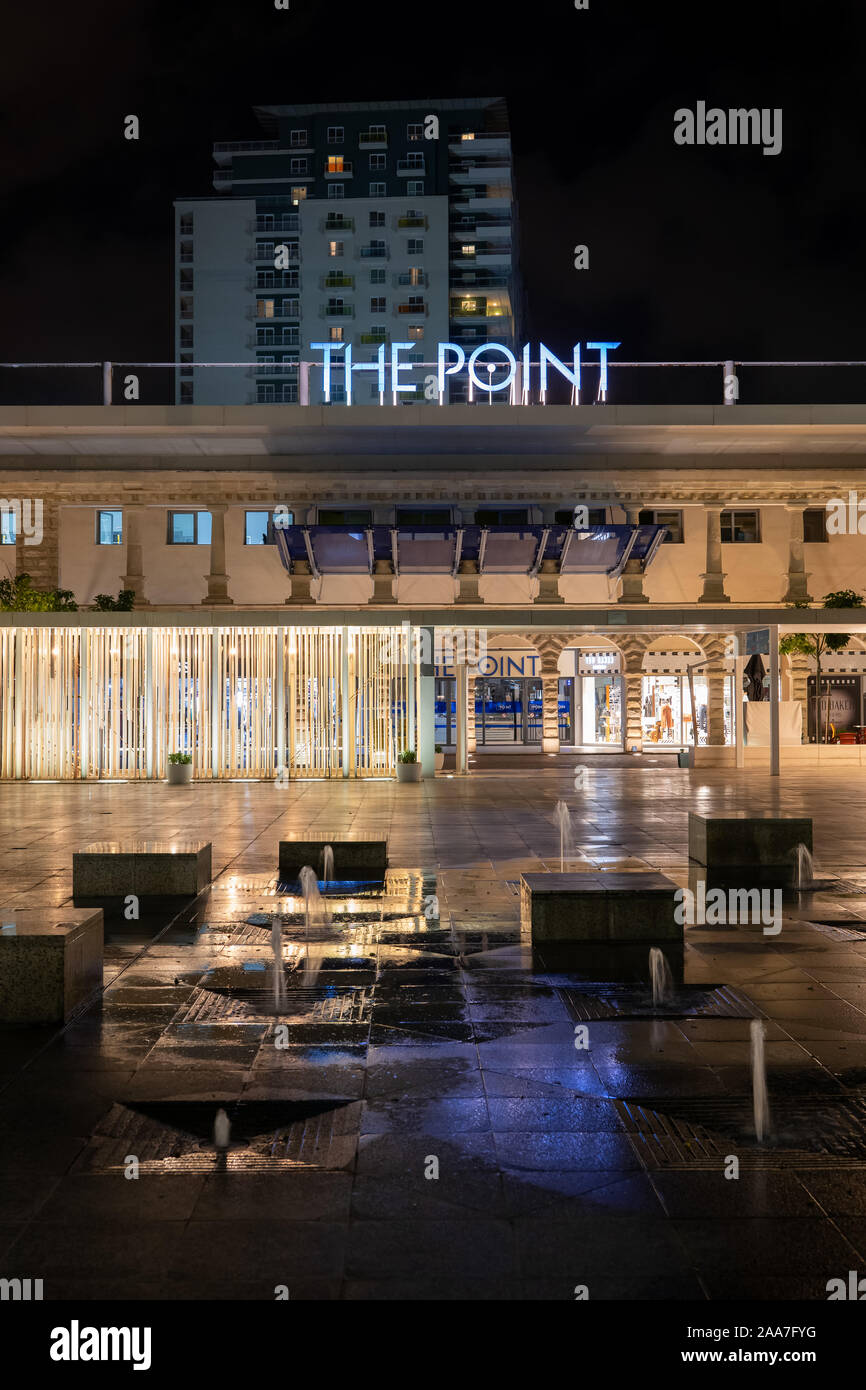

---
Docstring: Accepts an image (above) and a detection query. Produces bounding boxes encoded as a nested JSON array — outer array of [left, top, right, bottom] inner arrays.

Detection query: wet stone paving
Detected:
[[4, 766, 866, 1299]]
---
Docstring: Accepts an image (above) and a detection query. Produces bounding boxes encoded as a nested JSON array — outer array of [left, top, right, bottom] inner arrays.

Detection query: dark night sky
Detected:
[[0, 0, 863, 403]]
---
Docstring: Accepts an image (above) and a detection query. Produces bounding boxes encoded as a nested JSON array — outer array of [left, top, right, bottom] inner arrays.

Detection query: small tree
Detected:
[[780, 589, 865, 743], [0, 573, 77, 611]]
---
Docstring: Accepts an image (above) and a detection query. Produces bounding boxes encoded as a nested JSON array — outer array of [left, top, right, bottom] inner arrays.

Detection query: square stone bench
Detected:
[[521, 871, 681, 943], [688, 813, 811, 883], [0, 908, 103, 1023], [278, 835, 388, 881], [73, 840, 212, 900]]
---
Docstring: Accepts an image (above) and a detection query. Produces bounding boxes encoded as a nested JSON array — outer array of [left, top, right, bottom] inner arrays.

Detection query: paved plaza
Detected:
[[3, 762, 866, 1300]]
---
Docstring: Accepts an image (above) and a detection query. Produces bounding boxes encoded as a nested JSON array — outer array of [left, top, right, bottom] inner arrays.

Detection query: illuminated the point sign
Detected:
[[308, 341, 620, 401]]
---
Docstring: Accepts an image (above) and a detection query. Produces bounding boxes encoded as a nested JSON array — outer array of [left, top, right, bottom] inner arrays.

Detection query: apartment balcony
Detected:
[[248, 333, 299, 348], [320, 305, 355, 318], [324, 162, 353, 178], [213, 170, 233, 188], [213, 140, 283, 165], [360, 246, 389, 259], [448, 133, 510, 155], [255, 215, 300, 233], [395, 272, 428, 287], [466, 195, 512, 212], [359, 131, 388, 149], [251, 305, 301, 322], [397, 215, 427, 229], [449, 164, 512, 185], [396, 302, 428, 316], [360, 333, 390, 345], [251, 363, 298, 378], [324, 216, 354, 232], [322, 274, 355, 289], [396, 159, 426, 176]]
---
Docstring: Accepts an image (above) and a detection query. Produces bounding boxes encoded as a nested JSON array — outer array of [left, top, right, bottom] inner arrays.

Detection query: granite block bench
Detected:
[[520, 871, 681, 944], [278, 835, 388, 881], [73, 840, 212, 902], [688, 813, 812, 885], [0, 908, 103, 1023]]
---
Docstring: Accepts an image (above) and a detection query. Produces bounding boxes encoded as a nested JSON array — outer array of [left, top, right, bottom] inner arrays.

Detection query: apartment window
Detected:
[[318, 508, 373, 526], [327, 184, 345, 199], [327, 156, 345, 173], [290, 157, 308, 175], [638, 508, 684, 543], [475, 508, 530, 526], [403, 153, 424, 170], [407, 123, 423, 141], [283, 298, 300, 316], [720, 509, 761, 543], [407, 324, 424, 340], [168, 511, 212, 545], [329, 326, 344, 342], [369, 153, 386, 171], [257, 299, 275, 318], [369, 181, 386, 197], [369, 268, 386, 284], [179, 240, 194, 263], [244, 509, 294, 545], [291, 186, 307, 204], [327, 126, 344, 143], [556, 507, 608, 527], [407, 181, 425, 196], [368, 124, 386, 141], [0, 509, 16, 544], [179, 382, 194, 403], [179, 269, 193, 291], [804, 508, 828, 543], [257, 271, 275, 289], [179, 213, 193, 235], [180, 354, 193, 378], [180, 326, 194, 348], [396, 507, 452, 526], [407, 238, 424, 255], [257, 327, 275, 345], [368, 326, 387, 341], [327, 240, 345, 259], [290, 129, 308, 146], [369, 211, 385, 227], [179, 296, 194, 320], [370, 296, 386, 313], [461, 244, 476, 256], [96, 510, 123, 545], [407, 266, 424, 286]]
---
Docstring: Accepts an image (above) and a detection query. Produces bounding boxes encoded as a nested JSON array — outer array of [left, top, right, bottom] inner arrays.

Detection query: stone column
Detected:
[[781, 504, 812, 603], [706, 670, 728, 745], [618, 504, 649, 604], [788, 655, 810, 742], [287, 559, 313, 606], [623, 672, 644, 752], [541, 673, 560, 753], [369, 558, 396, 605], [698, 506, 730, 603], [534, 557, 564, 604], [467, 675, 477, 754], [16, 496, 58, 589], [454, 558, 482, 605], [203, 504, 232, 606], [121, 505, 149, 606]]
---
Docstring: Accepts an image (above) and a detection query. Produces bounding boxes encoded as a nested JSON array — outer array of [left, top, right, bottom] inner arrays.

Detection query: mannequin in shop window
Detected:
[[661, 699, 675, 739]]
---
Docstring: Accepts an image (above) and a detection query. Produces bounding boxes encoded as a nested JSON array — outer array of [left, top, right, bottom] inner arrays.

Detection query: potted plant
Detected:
[[396, 749, 422, 783], [167, 751, 193, 785], [434, 743, 445, 772]]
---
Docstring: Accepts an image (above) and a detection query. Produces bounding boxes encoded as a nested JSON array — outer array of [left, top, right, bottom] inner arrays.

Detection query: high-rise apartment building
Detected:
[[173, 98, 522, 405]]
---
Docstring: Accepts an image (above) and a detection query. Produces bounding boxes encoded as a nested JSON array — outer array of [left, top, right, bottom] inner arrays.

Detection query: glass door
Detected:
[[435, 676, 456, 746]]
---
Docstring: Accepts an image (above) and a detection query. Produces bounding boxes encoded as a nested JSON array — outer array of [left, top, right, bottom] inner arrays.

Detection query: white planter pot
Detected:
[[434, 752, 445, 772], [396, 761, 422, 783], [167, 762, 193, 785]]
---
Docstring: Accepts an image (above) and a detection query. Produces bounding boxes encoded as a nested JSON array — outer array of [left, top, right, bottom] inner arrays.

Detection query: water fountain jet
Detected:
[[649, 947, 674, 1008], [750, 1019, 770, 1143], [553, 800, 574, 873]]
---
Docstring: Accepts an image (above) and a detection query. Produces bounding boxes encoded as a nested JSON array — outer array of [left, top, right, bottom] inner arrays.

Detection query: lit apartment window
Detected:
[[804, 508, 828, 542], [168, 512, 212, 545], [720, 509, 761, 543], [257, 299, 275, 318], [370, 268, 386, 284], [290, 157, 308, 175], [407, 238, 424, 255], [1, 509, 16, 544], [244, 509, 294, 545], [638, 508, 684, 543], [369, 153, 386, 171], [369, 211, 385, 227], [291, 187, 306, 204], [290, 129, 308, 146], [408, 267, 424, 285], [408, 325, 424, 340], [327, 184, 345, 199], [407, 181, 424, 196], [461, 244, 476, 256], [96, 510, 123, 545], [369, 182, 386, 197], [329, 326, 344, 342], [328, 241, 344, 257], [407, 123, 423, 141], [327, 126, 344, 143], [370, 296, 386, 313], [461, 132, 476, 141], [327, 156, 345, 173]]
